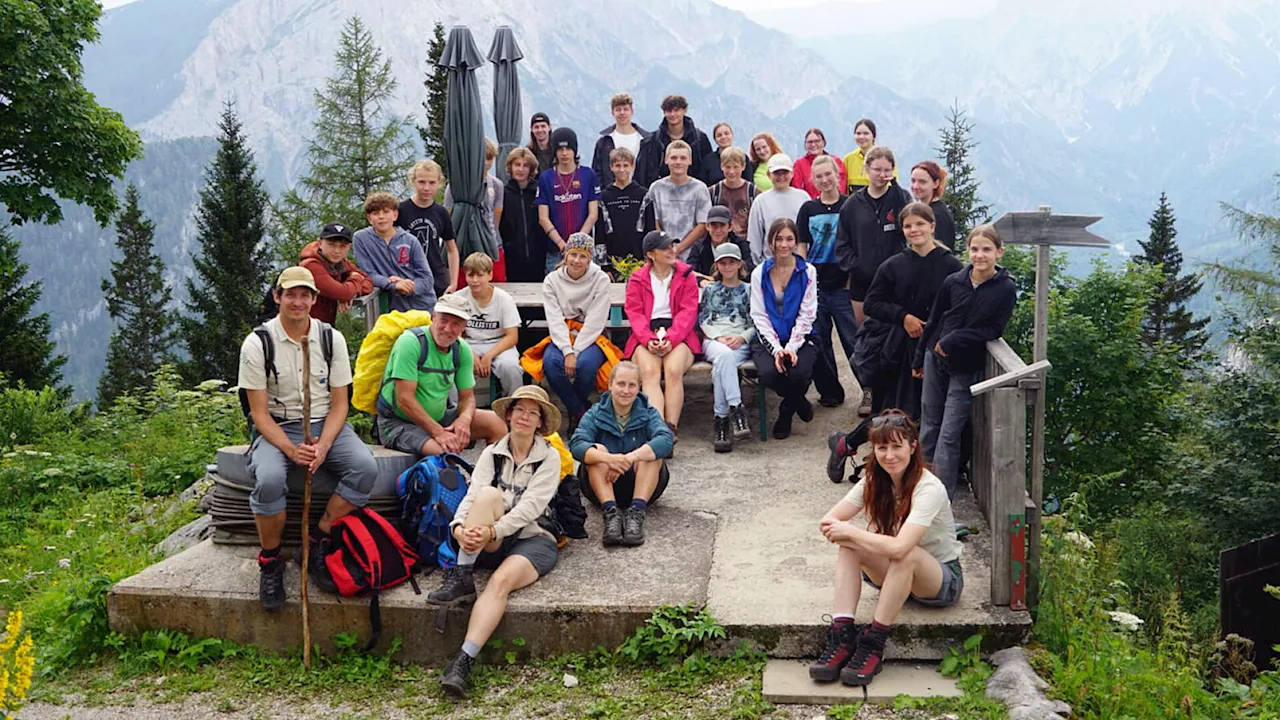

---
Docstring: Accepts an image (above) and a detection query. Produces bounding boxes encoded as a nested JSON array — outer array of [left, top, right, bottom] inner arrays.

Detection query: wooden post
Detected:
[[300, 337, 313, 669], [1028, 206, 1051, 610]]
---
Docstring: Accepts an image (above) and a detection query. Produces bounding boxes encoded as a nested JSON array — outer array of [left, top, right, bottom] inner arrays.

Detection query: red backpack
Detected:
[[324, 507, 421, 651]]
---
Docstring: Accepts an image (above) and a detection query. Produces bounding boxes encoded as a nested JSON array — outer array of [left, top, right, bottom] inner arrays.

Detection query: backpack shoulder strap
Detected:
[[319, 321, 334, 375], [254, 326, 277, 382]]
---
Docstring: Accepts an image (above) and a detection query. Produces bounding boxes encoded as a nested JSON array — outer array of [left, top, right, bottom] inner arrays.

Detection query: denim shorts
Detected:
[[863, 558, 964, 608]]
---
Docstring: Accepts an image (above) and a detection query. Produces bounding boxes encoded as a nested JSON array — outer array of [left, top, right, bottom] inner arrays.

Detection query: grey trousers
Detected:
[[247, 420, 376, 516], [919, 352, 981, 500]]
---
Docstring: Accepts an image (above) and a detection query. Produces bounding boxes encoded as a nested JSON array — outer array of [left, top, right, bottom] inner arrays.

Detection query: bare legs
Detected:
[[832, 543, 945, 624], [630, 344, 694, 426], [460, 486, 540, 649]]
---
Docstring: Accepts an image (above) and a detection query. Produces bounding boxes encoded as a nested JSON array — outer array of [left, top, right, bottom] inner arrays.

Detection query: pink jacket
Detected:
[[791, 152, 848, 199], [624, 261, 703, 357]]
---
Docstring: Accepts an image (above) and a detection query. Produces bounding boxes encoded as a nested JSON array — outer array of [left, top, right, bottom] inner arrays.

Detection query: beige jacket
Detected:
[[452, 434, 560, 543]]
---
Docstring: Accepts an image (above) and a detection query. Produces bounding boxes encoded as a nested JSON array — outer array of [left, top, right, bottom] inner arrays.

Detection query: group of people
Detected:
[[235, 92, 1019, 698]]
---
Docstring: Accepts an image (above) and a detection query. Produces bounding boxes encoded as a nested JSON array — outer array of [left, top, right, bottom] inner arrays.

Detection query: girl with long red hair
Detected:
[[810, 409, 964, 688]]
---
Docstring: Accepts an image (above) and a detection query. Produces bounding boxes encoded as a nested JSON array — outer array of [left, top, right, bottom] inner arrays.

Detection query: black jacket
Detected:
[[591, 124, 652, 188], [834, 182, 913, 301], [931, 199, 958, 251], [635, 115, 715, 187], [864, 246, 964, 325], [702, 147, 726, 186], [913, 265, 1017, 373], [689, 232, 754, 279], [498, 177, 547, 282]]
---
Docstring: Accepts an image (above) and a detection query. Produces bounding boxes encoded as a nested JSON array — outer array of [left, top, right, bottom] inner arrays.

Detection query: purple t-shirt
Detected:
[[536, 166, 601, 244]]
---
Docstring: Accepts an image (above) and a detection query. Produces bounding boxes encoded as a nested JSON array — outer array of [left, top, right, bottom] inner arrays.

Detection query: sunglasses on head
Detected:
[[870, 413, 911, 429]]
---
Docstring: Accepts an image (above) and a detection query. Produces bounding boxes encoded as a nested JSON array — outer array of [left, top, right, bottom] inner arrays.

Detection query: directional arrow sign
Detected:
[[993, 210, 1110, 248]]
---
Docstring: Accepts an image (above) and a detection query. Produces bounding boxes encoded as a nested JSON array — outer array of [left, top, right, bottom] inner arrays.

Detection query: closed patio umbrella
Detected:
[[488, 26, 524, 183], [440, 26, 496, 260]]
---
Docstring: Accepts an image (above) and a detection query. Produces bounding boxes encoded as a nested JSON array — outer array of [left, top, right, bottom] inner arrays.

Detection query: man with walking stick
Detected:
[[238, 266, 378, 614]]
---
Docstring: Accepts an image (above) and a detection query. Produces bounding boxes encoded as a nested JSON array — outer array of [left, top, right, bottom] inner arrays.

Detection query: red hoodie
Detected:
[[299, 241, 374, 324], [791, 152, 848, 199], [623, 260, 702, 357]]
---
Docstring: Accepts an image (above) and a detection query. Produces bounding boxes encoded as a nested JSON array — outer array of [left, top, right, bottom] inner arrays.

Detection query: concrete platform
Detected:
[[762, 659, 961, 704], [109, 350, 1029, 664]]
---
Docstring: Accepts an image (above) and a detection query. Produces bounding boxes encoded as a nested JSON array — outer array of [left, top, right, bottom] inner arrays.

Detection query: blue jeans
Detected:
[[543, 343, 606, 418], [702, 339, 752, 416], [920, 352, 981, 500], [544, 250, 563, 275], [813, 286, 859, 401]]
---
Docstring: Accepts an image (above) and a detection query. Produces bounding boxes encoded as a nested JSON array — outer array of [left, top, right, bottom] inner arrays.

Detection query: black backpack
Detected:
[[236, 322, 336, 438], [256, 288, 280, 325], [491, 454, 588, 541]]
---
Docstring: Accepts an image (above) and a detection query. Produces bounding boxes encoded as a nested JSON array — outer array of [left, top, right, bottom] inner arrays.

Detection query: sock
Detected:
[[602, 500, 618, 512], [833, 614, 855, 623], [630, 498, 648, 512], [461, 640, 482, 659], [870, 620, 891, 635], [260, 546, 281, 560], [457, 550, 478, 567]]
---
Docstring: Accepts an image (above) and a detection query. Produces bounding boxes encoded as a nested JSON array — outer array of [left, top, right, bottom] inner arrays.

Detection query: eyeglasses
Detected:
[[804, 138, 823, 146], [870, 413, 910, 429], [510, 405, 542, 419]]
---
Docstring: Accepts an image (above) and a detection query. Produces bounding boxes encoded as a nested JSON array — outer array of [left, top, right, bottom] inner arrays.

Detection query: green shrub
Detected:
[[0, 382, 84, 449], [617, 604, 727, 667]]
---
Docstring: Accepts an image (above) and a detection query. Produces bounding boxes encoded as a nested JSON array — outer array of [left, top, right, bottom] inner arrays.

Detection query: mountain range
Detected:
[[13, 0, 1277, 397]]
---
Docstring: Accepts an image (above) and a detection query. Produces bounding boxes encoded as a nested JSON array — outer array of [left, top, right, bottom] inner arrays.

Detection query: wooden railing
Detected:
[[970, 338, 1050, 607]]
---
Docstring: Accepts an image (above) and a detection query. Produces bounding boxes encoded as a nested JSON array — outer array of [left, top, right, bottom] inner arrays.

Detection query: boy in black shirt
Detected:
[[600, 147, 652, 268], [396, 159, 459, 298]]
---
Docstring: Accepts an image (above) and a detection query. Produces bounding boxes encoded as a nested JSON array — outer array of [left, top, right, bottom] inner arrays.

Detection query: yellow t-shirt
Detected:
[[753, 160, 774, 192], [843, 146, 898, 194]]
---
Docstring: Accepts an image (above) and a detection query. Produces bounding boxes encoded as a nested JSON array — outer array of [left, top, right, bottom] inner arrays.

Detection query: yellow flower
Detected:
[[0, 610, 18, 655]]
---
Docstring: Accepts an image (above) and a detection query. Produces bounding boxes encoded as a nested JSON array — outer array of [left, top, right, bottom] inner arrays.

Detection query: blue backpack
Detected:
[[395, 453, 474, 572]]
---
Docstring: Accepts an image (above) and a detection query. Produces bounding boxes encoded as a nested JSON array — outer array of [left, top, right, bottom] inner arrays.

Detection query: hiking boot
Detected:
[[713, 416, 732, 453], [826, 431, 849, 484], [428, 565, 476, 605], [308, 535, 338, 594], [796, 396, 815, 423], [857, 387, 873, 417], [819, 393, 844, 408], [602, 506, 625, 547], [809, 617, 861, 682], [258, 551, 285, 613], [840, 625, 888, 686], [730, 404, 751, 440], [440, 650, 476, 697], [772, 402, 794, 440], [622, 506, 646, 546]]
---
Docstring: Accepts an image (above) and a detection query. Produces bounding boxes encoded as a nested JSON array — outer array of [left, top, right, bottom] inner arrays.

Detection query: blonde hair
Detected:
[[720, 146, 746, 167], [505, 146, 538, 175], [609, 360, 640, 384], [610, 92, 633, 109], [463, 252, 494, 275], [409, 159, 443, 186], [363, 191, 398, 215], [665, 139, 692, 159], [609, 147, 636, 165], [811, 154, 838, 174], [484, 138, 497, 161]]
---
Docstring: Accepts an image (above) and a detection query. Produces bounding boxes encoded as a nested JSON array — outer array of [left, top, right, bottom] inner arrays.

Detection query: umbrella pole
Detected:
[[300, 337, 313, 669]]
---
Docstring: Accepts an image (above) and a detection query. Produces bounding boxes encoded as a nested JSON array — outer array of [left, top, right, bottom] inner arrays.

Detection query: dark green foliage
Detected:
[[617, 604, 726, 666], [0, 227, 66, 389], [274, 15, 416, 264], [936, 101, 991, 247], [1210, 175, 1280, 315], [179, 104, 271, 384], [0, 0, 142, 224], [97, 185, 175, 408], [419, 21, 449, 178], [1135, 192, 1209, 357]]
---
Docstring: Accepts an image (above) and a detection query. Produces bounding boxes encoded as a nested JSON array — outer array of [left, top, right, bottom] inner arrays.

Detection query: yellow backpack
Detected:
[[351, 310, 433, 414]]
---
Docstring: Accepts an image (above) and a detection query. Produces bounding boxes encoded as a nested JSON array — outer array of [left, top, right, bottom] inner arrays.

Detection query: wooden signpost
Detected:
[[992, 206, 1109, 609]]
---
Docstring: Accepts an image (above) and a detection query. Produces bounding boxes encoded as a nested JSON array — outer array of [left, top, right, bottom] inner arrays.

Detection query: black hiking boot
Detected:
[[796, 396, 815, 423], [258, 551, 285, 613], [840, 625, 889, 686], [602, 506, 625, 547], [440, 651, 476, 697], [809, 617, 861, 682], [730, 404, 751, 439], [428, 566, 476, 605], [826, 431, 849, 484], [714, 416, 732, 453], [622, 506, 646, 546], [304, 533, 338, 593], [772, 402, 794, 440]]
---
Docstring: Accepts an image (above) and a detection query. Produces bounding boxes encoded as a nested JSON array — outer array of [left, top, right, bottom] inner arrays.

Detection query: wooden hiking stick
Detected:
[[300, 336, 313, 669]]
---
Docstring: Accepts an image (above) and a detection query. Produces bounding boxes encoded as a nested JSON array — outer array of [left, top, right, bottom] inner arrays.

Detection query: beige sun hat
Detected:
[[492, 385, 562, 436]]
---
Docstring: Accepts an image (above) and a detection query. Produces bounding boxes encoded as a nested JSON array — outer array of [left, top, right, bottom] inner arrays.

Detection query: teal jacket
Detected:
[[569, 391, 673, 460]]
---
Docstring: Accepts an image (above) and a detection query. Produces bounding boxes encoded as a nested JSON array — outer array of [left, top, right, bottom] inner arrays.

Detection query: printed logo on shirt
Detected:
[[397, 246, 410, 265], [468, 317, 501, 331], [886, 209, 897, 223], [555, 191, 584, 204]]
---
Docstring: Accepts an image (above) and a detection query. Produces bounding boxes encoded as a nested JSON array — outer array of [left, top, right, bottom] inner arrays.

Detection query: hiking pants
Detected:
[[247, 420, 376, 516], [750, 337, 817, 412], [702, 339, 752, 417], [812, 286, 858, 402], [919, 352, 981, 501], [467, 339, 525, 398]]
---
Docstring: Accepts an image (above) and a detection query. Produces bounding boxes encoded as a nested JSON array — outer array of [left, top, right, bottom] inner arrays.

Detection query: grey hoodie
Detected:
[[542, 261, 613, 354]]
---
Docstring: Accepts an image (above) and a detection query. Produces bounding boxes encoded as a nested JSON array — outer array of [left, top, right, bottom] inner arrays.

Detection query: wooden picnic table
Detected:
[[495, 282, 627, 308]]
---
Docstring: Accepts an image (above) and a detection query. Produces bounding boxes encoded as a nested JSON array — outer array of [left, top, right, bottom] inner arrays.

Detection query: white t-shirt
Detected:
[[842, 469, 962, 564], [650, 269, 673, 321], [611, 128, 642, 159], [455, 286, 521, 345]]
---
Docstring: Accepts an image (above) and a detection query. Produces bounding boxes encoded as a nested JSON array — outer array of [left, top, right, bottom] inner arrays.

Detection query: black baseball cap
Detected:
[[707, 206, 732, 225], [642, 230, 674, 255], [320, 222, 353, 242], [530, 112, 551, 127]]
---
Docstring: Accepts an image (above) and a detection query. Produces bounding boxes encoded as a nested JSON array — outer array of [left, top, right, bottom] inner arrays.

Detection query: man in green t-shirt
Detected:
[[376, 294, 508, 455]]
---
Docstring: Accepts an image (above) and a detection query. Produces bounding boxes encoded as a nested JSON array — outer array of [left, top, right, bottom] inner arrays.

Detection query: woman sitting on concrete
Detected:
[[810, 409, 964, 688], [429, 385, 564, 698], [624, 230, 701, 441], [570, 361, 673, 548]]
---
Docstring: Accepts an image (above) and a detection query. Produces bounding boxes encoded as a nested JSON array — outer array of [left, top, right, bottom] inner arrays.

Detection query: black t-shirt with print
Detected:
[[395, 199, 455, 295]]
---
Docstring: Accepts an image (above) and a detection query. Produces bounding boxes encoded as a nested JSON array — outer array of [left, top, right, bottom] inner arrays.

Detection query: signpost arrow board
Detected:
[[990, 206, 1110, 611]]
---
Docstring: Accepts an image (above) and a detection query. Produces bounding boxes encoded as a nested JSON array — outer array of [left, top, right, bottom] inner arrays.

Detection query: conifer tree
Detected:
[[418, 21, 449, 179], [97, 184, 175, 407], [0, 226, 65, 389], [1134, 192, 1209, 356], [936, 101, 992, 247], [1212, 175, 1280, 316], [276, 15, 416, 263], [180, 103, 271, 384]]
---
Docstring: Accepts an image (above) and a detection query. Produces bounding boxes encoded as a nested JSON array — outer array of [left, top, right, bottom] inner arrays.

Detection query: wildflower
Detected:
[[0, 611, 19, 654], [57, 559, 71, 569], [1108, 611, 1145, 631], [1063, 531, 1094, 550]]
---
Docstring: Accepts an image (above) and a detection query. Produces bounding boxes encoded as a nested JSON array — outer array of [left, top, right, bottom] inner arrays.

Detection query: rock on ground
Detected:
[[986, 647, 1071, 720]]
